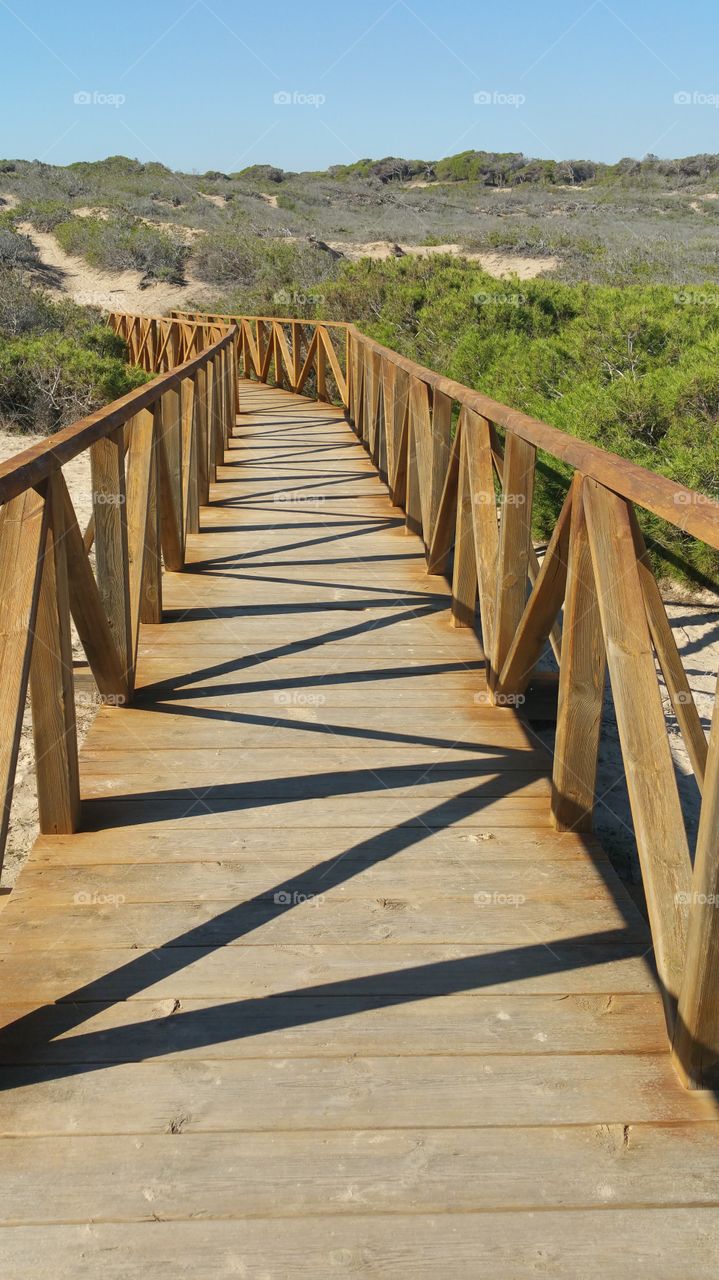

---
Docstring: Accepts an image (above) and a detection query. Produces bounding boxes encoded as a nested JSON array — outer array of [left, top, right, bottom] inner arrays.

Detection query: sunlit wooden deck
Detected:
[[1, 380, 718, 1277]]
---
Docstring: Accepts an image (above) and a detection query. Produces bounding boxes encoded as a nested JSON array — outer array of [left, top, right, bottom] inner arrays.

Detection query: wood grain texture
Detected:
[[1, 379, 714, 1276], [29, 473, 80, 834], [584, 478, 692, 1008], [551, 478, 606, 833]]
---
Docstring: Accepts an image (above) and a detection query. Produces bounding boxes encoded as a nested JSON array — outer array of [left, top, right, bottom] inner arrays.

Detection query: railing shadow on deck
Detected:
[[1, 307, 719, 1089]]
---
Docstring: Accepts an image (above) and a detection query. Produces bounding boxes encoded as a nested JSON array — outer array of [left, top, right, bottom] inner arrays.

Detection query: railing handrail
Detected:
[[0, 311, 238, 902], [0, 322, 236, 505], [172, 309, 350, 329], [201, 312, 719, 550], [3, 306, 717, 1089], [346, 328, 719, 550]]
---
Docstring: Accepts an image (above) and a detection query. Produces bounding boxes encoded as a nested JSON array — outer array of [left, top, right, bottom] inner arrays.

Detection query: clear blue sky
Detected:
[[1, 0, 718, 171]]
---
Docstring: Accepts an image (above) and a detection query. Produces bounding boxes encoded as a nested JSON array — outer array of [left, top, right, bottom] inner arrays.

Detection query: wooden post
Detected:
[[464, 412, 500, 667], [91, 427, 133, 692], [497, 483, 573, 697], [140, 412, 163, 624], [451, 427, 478, 628], [157, 388, 184, 572], [492, 432, 536, 681], [316, 327, 328, 402], [124, 408, 155, 658], [195, 366, 209, 507], [551, 479, 605, 832], [0, 489, 47, 871], [213, 354, 225, 467], [430, 390, 453, 538], [225, 342, 235, 438], [181, 378, 200, 537], [292, 322, 302, 391], [405, 388, 422, 537], [583, 478, 692, 1010], [30, 472, 81, 834], [673, 679, 719, 1087]]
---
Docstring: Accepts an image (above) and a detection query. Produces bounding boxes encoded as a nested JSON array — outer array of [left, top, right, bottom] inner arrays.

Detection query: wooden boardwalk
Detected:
[[1, 380, 718, 1277]]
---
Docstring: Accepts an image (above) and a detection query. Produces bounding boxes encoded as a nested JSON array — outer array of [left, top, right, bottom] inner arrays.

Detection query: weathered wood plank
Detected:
[[551, 479, 606, 832], [583, 479, 692, 1008], [3, 1211, 719, 1280], [29, 473, 80, 834], [0, 488, 47, 868]]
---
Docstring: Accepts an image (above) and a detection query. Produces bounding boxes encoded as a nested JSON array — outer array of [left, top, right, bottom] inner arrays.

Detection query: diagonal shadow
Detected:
[[0, 929, 650, 1082]]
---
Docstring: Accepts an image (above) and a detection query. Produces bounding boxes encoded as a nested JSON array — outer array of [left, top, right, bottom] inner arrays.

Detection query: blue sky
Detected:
[[1, 0, 718, 171]]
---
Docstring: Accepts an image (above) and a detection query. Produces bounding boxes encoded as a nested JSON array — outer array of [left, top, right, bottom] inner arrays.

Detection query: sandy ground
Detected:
[[259, 192, 279, 208], [324, 239, 558, 277], [16, 221, 214, 312]]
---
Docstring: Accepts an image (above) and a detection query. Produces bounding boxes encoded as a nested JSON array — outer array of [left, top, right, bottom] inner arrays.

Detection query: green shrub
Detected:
[[13, 199, 72, 231], [0, 281, 148, 432], [191, 229, 337, 310], [322, 258, 719, 580]]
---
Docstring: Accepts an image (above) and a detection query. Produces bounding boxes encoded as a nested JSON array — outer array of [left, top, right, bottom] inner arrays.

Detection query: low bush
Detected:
[[191, 229, 338, 311], [0, 275, 148, 432], [322, 257, 719, 580], [54, 215, 188, 283]]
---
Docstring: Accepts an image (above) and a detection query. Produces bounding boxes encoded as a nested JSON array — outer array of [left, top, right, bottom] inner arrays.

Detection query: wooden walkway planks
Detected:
[[0, 380, 718, 1277]]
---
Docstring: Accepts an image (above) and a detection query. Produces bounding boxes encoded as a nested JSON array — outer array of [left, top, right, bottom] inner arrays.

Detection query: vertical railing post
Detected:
[[491, 432, 536, 684], [430, 390, 452, 537], [157, 387, 184, 572], [140, 412, 163, 624], [674, 686, 719, 1088], [181, 378, 200, 537], [90, 426, 133, 692], [450, 425, 477, 628], [316, 326, 328, 401], [213, 353, 225, 468], [195, 366, 209, 506], [29, 472, 81, 834], [292, 322, 302, 391], [551, 476, 605, 831], [226, 342, 236, 438]]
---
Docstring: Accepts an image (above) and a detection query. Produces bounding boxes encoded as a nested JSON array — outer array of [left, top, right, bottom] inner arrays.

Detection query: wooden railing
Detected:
[[343, 326, 719, 1091], [0, 314, 236, 884], [3, 304, 719, 1089], [186, 310, 719, 1089], [172, 311, 349, 407]]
